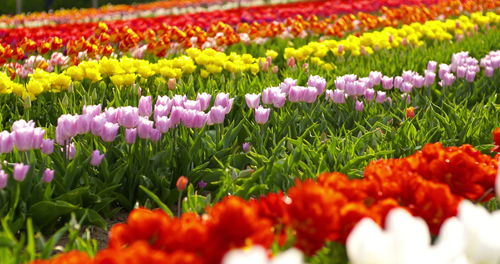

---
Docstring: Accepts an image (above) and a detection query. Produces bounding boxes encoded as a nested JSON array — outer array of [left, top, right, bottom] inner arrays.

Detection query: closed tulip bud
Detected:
[[337, 44, 344, 53], [176, 176, 188, 191], [413, 76, 425, 88], [90, 114, 107, 136], [196, 93, 212, 111], [90, 150, 105, 166], [272, 65, 279, 73], [183, 100, 201, 111], [76, 114, 91, 135], [208, 106, 226, 125], [439, 64, 450, 80], [223, 98, 234, 114], [42, 169, 54, 183], [193, 111, 208, 129], [402, 71, 414, 83], [287, 57, 296, 68], [13, 163, 29, 182], [137, 117, 154, 139], [125, 128, 137, 144], [214, 93, 230, 108], [381, 76, 393, 90], [261, 88, 273, 104], [288, 86, 303, 102], [138, 96, 153, 117], [66, 143, 76, 160], [117, 106, 140, 128], [0, 131, 14, 153], [376, 91, 386, 104], [242, 142, 251, 153], [101, 122, 119, 142], [0, 170, 7, 188], [401, 94, 411, 104], [364, 88, 375, 101], [332, 89, 346, 104], [255, 106, 271, 124], [245, 93, 261, 109], [41, 139, 54, 155], [272, 92, 286, 108], [355, 101, 364, 112], [369, 71, 382, 86], [168, 78, 176, 90], [82, 104, 102, 118], [13, 126, 34, 151]]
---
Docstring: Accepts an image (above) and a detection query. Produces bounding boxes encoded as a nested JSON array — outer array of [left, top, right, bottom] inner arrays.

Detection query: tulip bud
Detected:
[[0, 131, 14, 153], [168, 78, 176, 90], [125, 128, 137, 144], [138, 96, 153, 117], [406, 107, 415, 119], [242, 142, 251, 153], [13, 163, 29, 182], [355, 101, 364, 112], [42, 169, 55, 183], [198, 180, 207, 189], [272, 66, 279, 73], [176, 176, 188, 191]]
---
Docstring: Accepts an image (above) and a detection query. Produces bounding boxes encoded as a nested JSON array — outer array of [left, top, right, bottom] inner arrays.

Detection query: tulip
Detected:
[[402, 71, 415, 83], [13, 126, 34, 151], [183, 100, 202, 111], [90, 150, 105, 166], [401, 82, 413, 93], [150, 128, 162, 142], [439, 64, 451, 80], [198, 180, 207, 189], [465, 70, 476, 82], [42, 169, 55, 183], [125, 128, 137, 144], [255, 106, 271, 124], [82, 104, 102, 118], [272, 66, 279, 73], [406, 107, 415, 118], [304, 87, 318, 103], [364, 88, 375, 101], [169, 106, 183, 126], [376, 91, 386, 104], [243, 142, 251, 153], [156, 96, 171, 107], [155, 116, 171, 133], [154, 104, 171, 121], [90, 114, 107, 136], [223, 246, 304, 264], [412, 76, 425, 88], [279, 78, 297, 94], [288, 86, 303, 102], [117, 106, 140, 128], [245, 93, 261, 109], [287, 57, 296, 68], [13, 163, 29, 182], [485, 67, 494, 77], [381, 76, 393, 90], [355, 101, 364, 112], [101, 122, 119, 142], [496, 160, 500, 200], [168, 78, 176, 90], [176, 176, 188, 191], [41, 139, 54, 155], [393, 76, 403, 90], [424, 70, 436, 86], [172, 95, 187, 106], [12, 120, 35, 131], [196, 92, 212, 111], [0, 131, 14, 153], [137, 117, 154, 139], [56, 114, 78, 144], [0, 170, 7, 188], [138, 96, 153, 117], [67, 143, 76, 160], [307, 75, 326, 95], [331, 89, 346, 104], [208, 106, 226, 125], [272, 92, 286, 108], [104, 107, 120, 123], [457, 66, 467, 78], [335, 77, 346, 90]]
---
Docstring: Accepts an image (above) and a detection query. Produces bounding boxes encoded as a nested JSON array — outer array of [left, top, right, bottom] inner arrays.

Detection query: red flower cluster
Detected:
[[492, 127, 500, 153], [31, 141, 499, 263]]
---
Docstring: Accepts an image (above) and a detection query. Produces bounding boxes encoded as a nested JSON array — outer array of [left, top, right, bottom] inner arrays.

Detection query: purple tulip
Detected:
[[183, 100, 201, 111], [376, 91, 386, 104], [30, 127, 44, 150], [424, 70, 436, 86], [485, 67, 494, 77], [402, 71, 415, 83], [169, 106, 183, 126], [394, 76, 403, 90], [196, 93, 212, 111], [242, 142, 251, 153], [413, 76, 425, 88], [104, 107, 119, 123], [0, 170, 7, 188], [441, 72, 456, 87], [42, 169, 54, 183], [355, 101, 364, 112], [138, 96, 152, 117], [288, 86, 303, 102], [76, 114, 91, 135], [90, 150, 105, 166], [439, 64, 450, 79], [214, 93, 230, 107], [11, 120, 35, 131], [154, 104, 171, 121], [369, 71, 382, 86], [117, 106, 140, 128], [457, 66, 467, 78], [255, 106, 271, 124], [307, 75, 327, 95], [172, 95, 187, 107], [41, 139, 54, 155], [245, 93, 261, 109], [427, 61, 437, 72], [272, 92, 286, 108], [364, 88, 375, 101], [101, 122, 119, 142], [401, 82, 413, 93], [181, 109, 196, 128], [465, 70, 476, 82], [137, 117, 154, 139], [381, 76, 393, 90], [67, 143, 76, 160], [0, 131, 14, 153], [261, 88, 273, 104], [279, 78, 297, 94], [334, 77, 346, 90], [125, 128, 137, 144], [150, 129, 161, 142], [208, 106, 226, 125], [82, 104, 102, 118], [304, 87, 318, 103], [13, 163, 29, 182], [331, 89, 346, 104], [359, 77, 373, 89], [155, 116, 171, 133], [56, 114, 78, 144], [193, 111, 208, 129], [91, 114, 107, 136], [156, 96, 171, 107], [13, 126, 34, 151]]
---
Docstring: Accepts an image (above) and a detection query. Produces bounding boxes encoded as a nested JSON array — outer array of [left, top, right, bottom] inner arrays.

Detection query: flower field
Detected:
[[0, 0, 499, 263]]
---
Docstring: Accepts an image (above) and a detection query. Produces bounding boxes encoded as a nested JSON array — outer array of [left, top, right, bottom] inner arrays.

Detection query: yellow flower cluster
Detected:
[[284, 12, 499, 66], [186, 48, 263, 77], [0, 69, 71, 100]]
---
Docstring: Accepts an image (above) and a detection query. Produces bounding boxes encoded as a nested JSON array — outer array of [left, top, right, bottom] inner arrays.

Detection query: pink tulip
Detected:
[[0, 170, 7, 188], [154, 104, 171, 121], [41, 139, 54, 154], [183, 100, 201, 111], [334, 77, 346, 90], [485, 67, 494, 77], [138, 96, 153, 117], [82, 104, 102, 118], [0, 131, 14, 153], [242, 142, 251, 153], [76, 114, 91, 135], [101, 122, 119, 142], [369, 71, 382, 86], [117, 106, 140, 128], [125, 128, 137, 144], [168, 78, 176, 90], [13, 163, 29, 182], [156, 95, 171, 107], [90, 150, 105, 166], [364, 88, 375, 101], [13, 126, 34, 151], [172, 95, 187, 106], [465, 70, 476, 82], [255, 106, 271, 124], [196, 93, 212, 111], [169, 106, 184, 126], [42, 169, 55, 183], [376, 91, 386, 104], [104, 107, 119, 123], [331, 89, 346, 104], [381, 76, 394, 90], [155, 116, 171, 133], [272, 92, 286, 108], [91, 114, 107, 136], [307, 75, 327, 95], [245, 93, 261, 109], [150, 129, 162, 142], [12, 120, 35, 131], [67, 143, 76, 160], [279, 78, 297, 94], [208, 106, 226, 125], [355, 101, 364, 112], [137, 117, 154, 139]]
